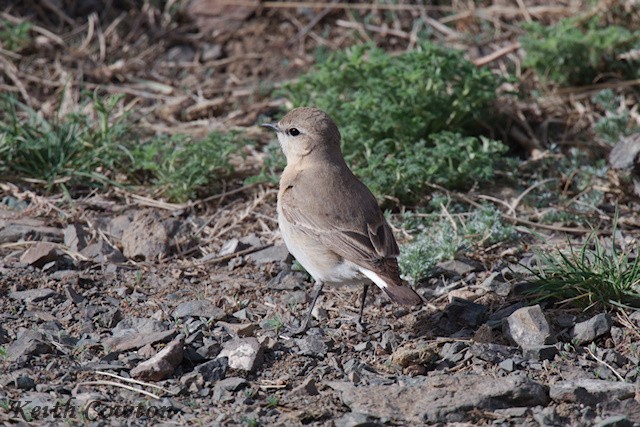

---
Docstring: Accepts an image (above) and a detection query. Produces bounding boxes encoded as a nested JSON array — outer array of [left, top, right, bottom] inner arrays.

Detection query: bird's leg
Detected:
[[357, 283, 369, 325], [288, 281, 324, 336]]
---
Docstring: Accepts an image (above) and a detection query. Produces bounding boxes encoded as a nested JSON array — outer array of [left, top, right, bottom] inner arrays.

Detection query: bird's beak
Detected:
[[261, 122, 280, 133]]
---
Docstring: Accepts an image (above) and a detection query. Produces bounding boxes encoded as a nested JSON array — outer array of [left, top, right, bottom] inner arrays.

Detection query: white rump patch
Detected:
[[359, 267, 389, 290]]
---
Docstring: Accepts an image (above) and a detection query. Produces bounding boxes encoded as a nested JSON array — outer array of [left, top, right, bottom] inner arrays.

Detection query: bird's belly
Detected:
[[278, 214, 364, 285]]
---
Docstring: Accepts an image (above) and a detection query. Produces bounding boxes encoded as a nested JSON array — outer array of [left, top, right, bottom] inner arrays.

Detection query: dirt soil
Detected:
[[2, 1, 640, 426]]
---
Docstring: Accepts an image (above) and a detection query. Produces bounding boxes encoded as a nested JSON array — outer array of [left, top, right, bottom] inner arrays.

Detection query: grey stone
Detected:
[[295, 335, 328, 357], [194, 358, 228, 382], [503, 305, 553, 348], [595, 415, 633, 427], [0, 219, 63, 244], [246, 244, 290, 265], [291, 377, 319, 396], [469, 343, 515, 364], [212, 377, 248, 401], [9, 288, 57, 303], [440, 341, 469, 363], [550, 379, 635, 405], [499, 358, 516, 372], [5, 330, 54, 361], [268, 270, 305, 290], [64, 224, 89, 252], [522, 345, 558, 361], [108, 214, 132, 240], [131, 337, 184, 381], [218, 238, 239, 256], [172, 299, 225, 320], [435, 259, 479, 277], [445, 297, 487, 327], [217, 337, 263, 371], [218, 321, 258, 338], [333, 374, 548, 423], [571, 313, 613, 345], [201, 42, 223, 61], [105, 317, 175, 352], [19, 242, 61, 267], [80, 240, 126, 263], [480, 271, 511, 296], [121, 210, 168, 261], [609, 132, 640, 170], [380, 330, 398, 353], [334, 412, 381, 427]]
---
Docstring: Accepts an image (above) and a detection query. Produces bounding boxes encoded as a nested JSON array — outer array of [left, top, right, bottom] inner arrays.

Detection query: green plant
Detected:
[[131, 131, 236, 203], [0, 19, 32, 52], [525, 225, 640, 311], [399, 205, 517, 283], [265, 395, 278, 408], [520, 17, 640, 86], [274, 42, 506, 203], [0, 93, 133, 192], [591, 89, 638, 143], [0, 93, 238, 201], [261, 316, 284, 334]]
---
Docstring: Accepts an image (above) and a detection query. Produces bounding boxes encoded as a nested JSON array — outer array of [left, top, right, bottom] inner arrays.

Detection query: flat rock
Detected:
[[571, 313, 613, 345], [80, 240, 126, 263], [503, 305, 554, 348], [218, 321, 258, 338], [19, 242, 61, 267], [0, 219, 63, 244], [104, 318, 176, 352], [444, 297, 487, 327], [131, 337, 184, 381], [217, 337, 263, 371], [9, 288, 58, 303], [194, 358, 228, 382], [64, 224, 89, 252], [291, 377, 319, 396], [172, 300, 225, 320], [332, 374, 548, 423], [246, 244, 290, 265], [295, 335, 328, 357], [121, 209, 168, 261], [522, 345, 558, 361], [550, 379, 635, 405], [213, 377, 249, 401], [435, 259, 479, 277], [5, 330, 54, 361]]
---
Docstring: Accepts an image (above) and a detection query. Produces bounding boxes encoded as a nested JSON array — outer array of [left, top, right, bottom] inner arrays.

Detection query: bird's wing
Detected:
[[279, 184, 399, 269]]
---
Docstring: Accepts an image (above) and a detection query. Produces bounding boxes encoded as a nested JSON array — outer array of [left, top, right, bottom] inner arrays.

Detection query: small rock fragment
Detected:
[[503, 305, 554, 348], [172, 300, 225, 320], [595, 415, 633, 427], [246, 244, 290, 265], [194, 358, 228, 382], [292, 377, 319, 396], [121, 210, 168, 261], [522, 345, 558, 361], [295, 335, 328, 357], [445, 297, 487, 327], [64, 224, 89, 252], [212, 377, 249, 401], [217, 337, 263, 371], [218, 321, 258, 338], [20, 242, 60, 267], [571, 313, 613, 345], [80, 240, 126, 263], [549, 379, 635, 405], [9, 288, 57, 303], [131, 338, 184, 381], [5, 331, 54, 361]]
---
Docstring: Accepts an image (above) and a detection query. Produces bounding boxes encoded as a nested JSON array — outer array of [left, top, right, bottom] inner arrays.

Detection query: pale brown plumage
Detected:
[[263, 107, 421, 332]]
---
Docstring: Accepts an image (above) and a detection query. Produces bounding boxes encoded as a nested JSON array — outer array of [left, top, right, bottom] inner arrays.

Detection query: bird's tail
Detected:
[[359, 267, 423, 306]]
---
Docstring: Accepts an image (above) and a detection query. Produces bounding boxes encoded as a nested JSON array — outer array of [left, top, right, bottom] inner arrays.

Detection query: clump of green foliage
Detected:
[[591, 89, 639, 144], [0, 19, 32, 52], [131, 132, 235, 203], [278, 42, 507, 203], [526, 227, 640, 311], [399, 205, 517, 284], [520, 17, 640, 86], [0, 94, 237, 202]]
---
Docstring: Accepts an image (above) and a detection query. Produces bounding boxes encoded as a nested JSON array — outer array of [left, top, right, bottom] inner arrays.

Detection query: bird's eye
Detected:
[[289, 128, 300, 136]]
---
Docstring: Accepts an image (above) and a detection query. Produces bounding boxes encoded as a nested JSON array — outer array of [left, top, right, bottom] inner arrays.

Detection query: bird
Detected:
[[262, 107, 422, 334]]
